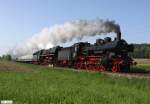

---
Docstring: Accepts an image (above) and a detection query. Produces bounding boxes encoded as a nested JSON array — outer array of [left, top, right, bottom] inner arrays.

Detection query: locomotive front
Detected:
[[74, 32, 136, 72]]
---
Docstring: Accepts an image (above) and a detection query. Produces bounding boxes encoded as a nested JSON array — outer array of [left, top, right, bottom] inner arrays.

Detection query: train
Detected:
[[16, 32, 136, 72]]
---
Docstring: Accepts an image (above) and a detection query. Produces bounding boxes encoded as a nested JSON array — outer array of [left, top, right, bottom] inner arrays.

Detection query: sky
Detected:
[[0, 0, 150, 56]]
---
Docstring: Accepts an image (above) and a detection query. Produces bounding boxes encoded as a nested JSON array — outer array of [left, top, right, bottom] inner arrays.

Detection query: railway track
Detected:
[[54, 67, 150, 79], [101, 71, 150, 79]]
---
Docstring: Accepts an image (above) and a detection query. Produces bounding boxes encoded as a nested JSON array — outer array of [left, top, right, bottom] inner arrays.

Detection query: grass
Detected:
[[131, 59, 150, 72], [131, 64, 150, 72], [0, 60, 150, 104]]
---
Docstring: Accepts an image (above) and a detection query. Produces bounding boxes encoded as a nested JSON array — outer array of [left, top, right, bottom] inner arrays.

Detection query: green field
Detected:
[[0, 61, 150, 104]]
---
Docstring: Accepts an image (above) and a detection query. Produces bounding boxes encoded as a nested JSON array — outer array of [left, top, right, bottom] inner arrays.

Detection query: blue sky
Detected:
[[0, 0, 150, 55]]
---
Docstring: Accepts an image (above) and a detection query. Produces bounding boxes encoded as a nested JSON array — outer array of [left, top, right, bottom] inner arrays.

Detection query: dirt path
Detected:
[[55, 67, 150, 79], [101, 71, 150, 79], [134, 59, 150, 64], [0, 60, 32, 72]]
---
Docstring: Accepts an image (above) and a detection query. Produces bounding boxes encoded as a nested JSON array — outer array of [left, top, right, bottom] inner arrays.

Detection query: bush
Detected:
[[2, 54, 12, 61]]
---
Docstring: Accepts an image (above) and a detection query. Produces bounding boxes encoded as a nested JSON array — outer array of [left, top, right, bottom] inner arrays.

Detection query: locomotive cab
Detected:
[[73, 42, 90, 58], [95, 39, 104, 45], [104, 37, 112, 43]]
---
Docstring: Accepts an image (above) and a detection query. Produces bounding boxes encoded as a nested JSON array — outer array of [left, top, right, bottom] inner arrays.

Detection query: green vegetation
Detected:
[[130, 44, 150, 58], [131, 64, 150, 72], [0, 61, 150, 104], [1, 54, 12, 61]]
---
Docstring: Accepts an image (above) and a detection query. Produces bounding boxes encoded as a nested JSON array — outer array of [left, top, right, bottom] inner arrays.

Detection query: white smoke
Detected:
[[12, 19, 120, 58]]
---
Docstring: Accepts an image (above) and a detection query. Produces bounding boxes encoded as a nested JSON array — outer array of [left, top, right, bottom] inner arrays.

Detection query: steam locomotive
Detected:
[[17, 32, 136, 72]]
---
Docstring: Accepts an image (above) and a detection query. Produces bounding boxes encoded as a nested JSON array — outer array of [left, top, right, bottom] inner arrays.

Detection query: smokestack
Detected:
[[117, 31, 121, 41]]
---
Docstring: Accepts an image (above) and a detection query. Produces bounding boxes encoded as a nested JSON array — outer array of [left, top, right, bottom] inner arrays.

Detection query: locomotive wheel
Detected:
[[85, 64, 94, 70], [79, 63, 84, 69], [76, 63, 81, 69], [97, 64, 106, 71], [112, 64, 120, 73], [75, 63, 79, 69], [100, 65, 105, 71], [95, 65, 100, 71], [77, 63, 87, 70], [85, 64, 89, 70], [78, 64, 82, 69], [94, 65, 99, 71], [86, 65, 92, 70], [90, 65, 95, 70]]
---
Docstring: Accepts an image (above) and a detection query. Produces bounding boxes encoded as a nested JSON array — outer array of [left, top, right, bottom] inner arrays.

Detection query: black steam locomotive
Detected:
[[18, 32, 135, 72]]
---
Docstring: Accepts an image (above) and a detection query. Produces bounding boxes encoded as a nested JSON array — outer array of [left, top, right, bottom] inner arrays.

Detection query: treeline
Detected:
[[130, 44, 150, 59], [0, 54, 12, 61]]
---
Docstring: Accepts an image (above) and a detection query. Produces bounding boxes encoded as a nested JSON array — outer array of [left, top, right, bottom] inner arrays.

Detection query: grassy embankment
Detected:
[[131, 59, 150, 72], [0, 60, 150, 104]]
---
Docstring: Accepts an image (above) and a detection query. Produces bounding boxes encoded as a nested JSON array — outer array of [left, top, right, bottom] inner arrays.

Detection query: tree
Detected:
[[2, 54, 12, 61], [130, 44, 150, 59]]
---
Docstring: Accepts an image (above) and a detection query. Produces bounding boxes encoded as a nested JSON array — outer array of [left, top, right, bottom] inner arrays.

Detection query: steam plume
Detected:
[[12, 19, 120, 58]]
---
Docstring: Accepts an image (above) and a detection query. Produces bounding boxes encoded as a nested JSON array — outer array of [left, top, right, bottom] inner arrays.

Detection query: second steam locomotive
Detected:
[[17, 32, 135, 72]]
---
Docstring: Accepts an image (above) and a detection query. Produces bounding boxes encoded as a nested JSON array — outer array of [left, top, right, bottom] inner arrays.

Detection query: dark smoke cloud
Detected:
[[12, 19, 120, 58]]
